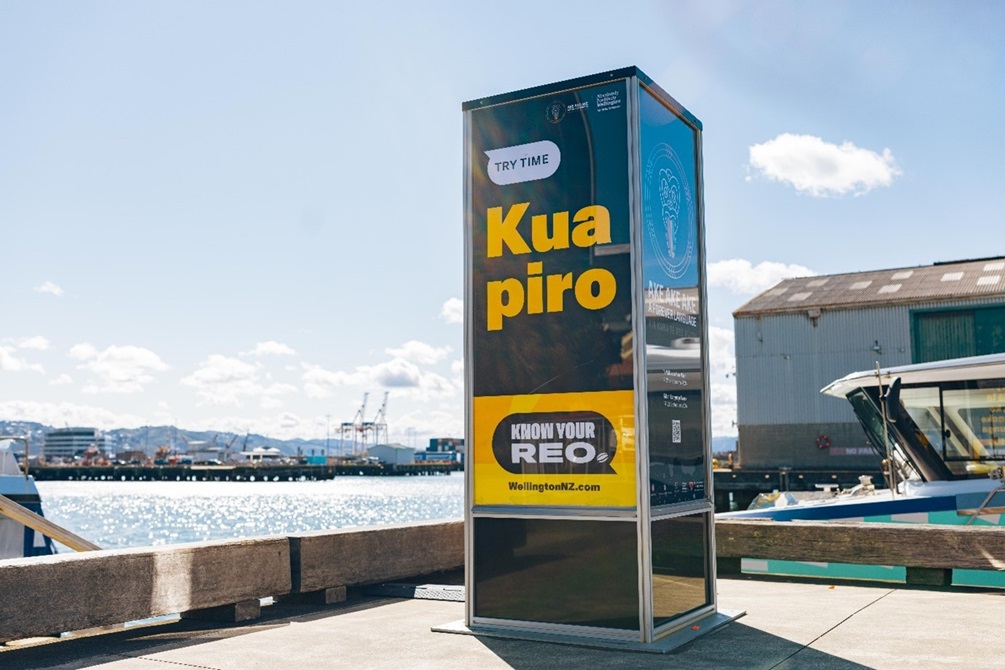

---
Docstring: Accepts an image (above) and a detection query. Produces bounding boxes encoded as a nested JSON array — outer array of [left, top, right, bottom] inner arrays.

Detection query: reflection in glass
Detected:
[[651, 513, 710, 627], [474, 517, 639, 630]]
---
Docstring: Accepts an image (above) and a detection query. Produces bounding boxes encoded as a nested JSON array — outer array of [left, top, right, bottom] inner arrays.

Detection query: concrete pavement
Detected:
[[3, 577, 1003, 669]]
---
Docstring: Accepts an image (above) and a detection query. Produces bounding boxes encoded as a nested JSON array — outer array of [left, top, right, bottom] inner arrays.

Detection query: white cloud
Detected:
[[240, 341, 297, 357], [0, 400, 147, 430], [301, 357, 456, 401], [440, 298, 463, 324], [0, 346, 45, 373], [385, 340, 451, 364], [49, 374, 74, 386], [278, 412, 301, 431], [707, 326, 736, 380], [181, 354, 296, 406], [34, 281, 64, 297], [69, 343, 169, 393], [15, 336, 50, 350], [748, 133, 901, 197], [68, 343, 99, 360], [301, 364, 356, 398], [708, 326, 738, 436], [708, 259, 815, 294], [390, 407, 464, 444]]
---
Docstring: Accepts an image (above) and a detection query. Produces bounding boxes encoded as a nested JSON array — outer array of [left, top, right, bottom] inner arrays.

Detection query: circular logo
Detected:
[[545, 100, 567, 124], [643, 143, 695, 281]]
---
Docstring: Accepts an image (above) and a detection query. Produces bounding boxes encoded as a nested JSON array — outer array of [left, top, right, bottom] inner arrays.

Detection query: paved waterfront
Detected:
[[3, 577, 1004, 669]]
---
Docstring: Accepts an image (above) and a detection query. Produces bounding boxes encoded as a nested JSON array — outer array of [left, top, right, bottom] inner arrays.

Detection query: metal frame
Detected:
[[462, 68, 715, 646], [627, 75, 654, 643], [462, 108, 475, 629]]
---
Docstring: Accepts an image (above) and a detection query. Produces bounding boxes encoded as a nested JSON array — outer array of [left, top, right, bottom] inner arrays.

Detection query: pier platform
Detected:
[[3, 576, 1003, 669], [27, 462, 455, 482]]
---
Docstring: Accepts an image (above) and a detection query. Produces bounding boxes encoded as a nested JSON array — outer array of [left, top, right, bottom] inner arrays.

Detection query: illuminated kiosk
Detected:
[[442, 67, 739, 651]]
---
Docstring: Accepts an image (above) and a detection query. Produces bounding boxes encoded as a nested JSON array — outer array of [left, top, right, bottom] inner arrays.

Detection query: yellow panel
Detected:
[[473, 390, 636, 508]]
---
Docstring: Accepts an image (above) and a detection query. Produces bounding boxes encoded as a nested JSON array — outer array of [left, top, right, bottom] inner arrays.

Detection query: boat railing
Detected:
[[963, 466, 1005, 526], [0, 493, 100, 552], [1, 433, 99, 553]]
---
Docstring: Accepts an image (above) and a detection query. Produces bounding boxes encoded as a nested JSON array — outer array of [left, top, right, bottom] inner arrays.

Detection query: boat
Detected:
[[718, 353, 1005, 585], [0, 436, 56, 559]]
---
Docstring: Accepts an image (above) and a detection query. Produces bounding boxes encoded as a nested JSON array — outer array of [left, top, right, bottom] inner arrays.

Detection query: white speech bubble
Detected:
[[485, 140, 561, 186]]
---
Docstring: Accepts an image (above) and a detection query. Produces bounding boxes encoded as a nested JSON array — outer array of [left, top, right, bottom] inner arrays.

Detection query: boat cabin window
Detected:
[[852, 379, 1005, 480], [941, 383, 1005, 473]]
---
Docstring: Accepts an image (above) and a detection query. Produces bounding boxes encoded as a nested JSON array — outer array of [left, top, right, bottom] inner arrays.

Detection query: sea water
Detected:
[[37, 473, 464, 550]]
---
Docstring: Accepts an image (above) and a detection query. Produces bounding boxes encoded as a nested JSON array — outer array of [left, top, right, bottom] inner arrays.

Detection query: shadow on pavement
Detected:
[[0, 595, 393, 670], [469, 622, 873, 670]]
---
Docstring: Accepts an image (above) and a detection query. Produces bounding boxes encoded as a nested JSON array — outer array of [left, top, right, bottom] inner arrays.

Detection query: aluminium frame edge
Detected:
[[462, 108, 475, 628], [627, 74, 655, 644]]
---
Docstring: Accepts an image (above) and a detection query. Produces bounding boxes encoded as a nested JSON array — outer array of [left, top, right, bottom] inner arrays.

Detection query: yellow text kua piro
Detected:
[[485, 202, 617, 331]]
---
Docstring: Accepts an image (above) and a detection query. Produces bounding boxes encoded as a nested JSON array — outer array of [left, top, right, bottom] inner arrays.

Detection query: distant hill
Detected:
[[0, 420, 348, 458], [3, 419, 738, 457]]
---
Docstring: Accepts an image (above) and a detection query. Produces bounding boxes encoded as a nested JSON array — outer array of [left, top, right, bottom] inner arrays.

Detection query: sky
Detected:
[[2, 1, 1004, 445]]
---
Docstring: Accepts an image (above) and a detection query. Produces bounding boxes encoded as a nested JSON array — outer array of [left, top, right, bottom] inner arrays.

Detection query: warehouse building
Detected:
[[43, 427, 106, 462], [733, 256, 1005, 470]]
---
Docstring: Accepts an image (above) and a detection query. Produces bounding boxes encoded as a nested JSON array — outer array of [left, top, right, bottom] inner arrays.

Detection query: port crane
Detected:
[[341, 393, 369, 457], [371, 392, 389, 446], [338, 392, 389, 457]]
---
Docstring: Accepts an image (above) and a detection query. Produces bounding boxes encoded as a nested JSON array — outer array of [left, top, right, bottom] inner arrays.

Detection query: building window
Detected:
[[912, 306, 1005, 363]]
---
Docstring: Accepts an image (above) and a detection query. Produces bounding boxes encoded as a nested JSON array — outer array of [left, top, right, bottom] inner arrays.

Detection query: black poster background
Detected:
[[470, 81, 632, 398]]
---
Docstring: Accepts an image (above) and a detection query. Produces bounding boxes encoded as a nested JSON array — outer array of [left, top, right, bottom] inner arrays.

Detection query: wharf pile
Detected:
[[28, 462, 454, 482]]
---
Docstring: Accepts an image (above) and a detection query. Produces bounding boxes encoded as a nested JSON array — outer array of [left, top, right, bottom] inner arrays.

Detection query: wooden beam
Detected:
[[0, 493, 100, 552], [715, 519, 1005, 572], [0, 536, 291, 643]]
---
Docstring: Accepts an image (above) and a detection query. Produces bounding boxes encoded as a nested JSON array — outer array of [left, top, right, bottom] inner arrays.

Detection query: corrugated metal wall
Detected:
[[735, 306, 910, 425], [734, 297, 1005, 470]]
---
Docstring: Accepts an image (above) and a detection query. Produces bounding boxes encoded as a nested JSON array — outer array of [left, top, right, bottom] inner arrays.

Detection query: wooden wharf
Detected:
[[27, 462, 455, 482], [1, 519, 1004, 668]]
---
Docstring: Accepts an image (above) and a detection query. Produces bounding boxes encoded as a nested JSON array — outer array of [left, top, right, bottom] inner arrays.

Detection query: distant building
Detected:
[[428, 437, 464, 452], [414, 450, 460, 463], [233, 447, 285, 464], [115, 449, 147, 464], [368, 443, 416, 465], [43, 427, 105, 461], [424, 437, 464, 463], [734, 257, 1005, 471]]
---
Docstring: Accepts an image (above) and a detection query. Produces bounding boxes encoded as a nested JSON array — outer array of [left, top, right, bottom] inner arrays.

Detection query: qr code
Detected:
[[672, 420, 681, 443]]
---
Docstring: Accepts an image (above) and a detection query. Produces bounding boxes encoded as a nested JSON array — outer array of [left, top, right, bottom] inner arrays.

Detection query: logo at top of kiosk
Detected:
[[545, 100, 566, 123], [485, 140, 561, 186], [491, 410, 617, 475]]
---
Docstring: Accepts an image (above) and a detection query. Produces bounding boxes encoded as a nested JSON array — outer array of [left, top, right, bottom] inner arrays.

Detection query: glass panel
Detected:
[[845, 389, 923, 483], [469, 80, 633, 398], [651, 513, 710, 627], [638, 85, 707, 508], [467, 78, 639, 510], [944, 383, 1005, 472], [473, 517, 639, 630], [899, 386, 944, 454]]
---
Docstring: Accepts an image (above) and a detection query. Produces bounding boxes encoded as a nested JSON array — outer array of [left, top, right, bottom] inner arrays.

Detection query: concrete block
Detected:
[[905, 567, 952, 587], [289, 521, 463, 594], [279, 586, 348, 606], [0, 536, 291, 643], [182, 599, 262, 622]]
